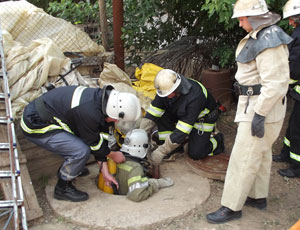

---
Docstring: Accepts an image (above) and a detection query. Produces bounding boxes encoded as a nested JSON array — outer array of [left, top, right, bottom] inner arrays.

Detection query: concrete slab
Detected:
[[45, 157, 210, 230]]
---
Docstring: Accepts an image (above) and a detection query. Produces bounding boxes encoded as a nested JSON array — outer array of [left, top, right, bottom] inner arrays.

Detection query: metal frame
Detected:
[[0, 20, 28, 230]]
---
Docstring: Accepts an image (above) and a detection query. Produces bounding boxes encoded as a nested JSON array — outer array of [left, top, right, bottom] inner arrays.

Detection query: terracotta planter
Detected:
[[200, 69, 234, 109]]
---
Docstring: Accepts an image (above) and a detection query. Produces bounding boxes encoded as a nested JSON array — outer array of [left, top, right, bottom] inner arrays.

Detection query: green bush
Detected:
[[44, 0, 292, 68]]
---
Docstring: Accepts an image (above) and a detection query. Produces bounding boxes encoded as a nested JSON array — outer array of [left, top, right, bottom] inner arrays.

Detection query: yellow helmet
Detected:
[[283, 0, 300, 19], [154, 69, 181, 97], [232, 0, 269, 18]]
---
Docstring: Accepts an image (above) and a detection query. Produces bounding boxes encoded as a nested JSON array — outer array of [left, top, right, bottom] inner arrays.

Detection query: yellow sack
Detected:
[[132, 63, 163, 100]]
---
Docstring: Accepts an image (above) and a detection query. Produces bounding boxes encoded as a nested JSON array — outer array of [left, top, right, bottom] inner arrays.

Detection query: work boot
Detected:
[[278, 167, 300, 178], [54, 178, 89, 202], [206, 206, 242, 224], [245, 197, 267, 210], [213, 133, 225, 155], [272, 153, 289, 163]]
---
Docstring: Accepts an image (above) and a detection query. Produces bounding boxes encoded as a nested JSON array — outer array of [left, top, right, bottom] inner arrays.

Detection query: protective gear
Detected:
[[251, 113, 265, 138], [97, 158, 117, 194], [139, 118, 156, 137], [232, 0, 268, 18], [148, 177, 174, 189], [101, 84, 114, 116], [150, 136, 181, 165], [116, 160, 160, 202], [154, 69, 181, 97], [247, 12, 281, 30], [283, 0, 300, 19], [120, 129, 149, 159], [236, 25, 293, 63], [106, 90, 141, 121], [54, 178, 89, 202]]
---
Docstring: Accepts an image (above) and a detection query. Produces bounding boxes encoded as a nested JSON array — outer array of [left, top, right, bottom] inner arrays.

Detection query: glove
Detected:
[[150, 136, 180, 166], [148, 177, 174, 191], [157, 177, 174, 189], [251, 113, 265, 138], [139, 118, 156, 136]]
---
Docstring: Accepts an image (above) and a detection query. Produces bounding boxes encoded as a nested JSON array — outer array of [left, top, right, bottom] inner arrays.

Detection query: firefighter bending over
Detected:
[[21, 85, 141, 202]]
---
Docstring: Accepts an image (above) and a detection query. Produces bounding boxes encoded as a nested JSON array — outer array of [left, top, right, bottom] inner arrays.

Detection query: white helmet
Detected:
[[283, 0, 300, 19], [106, 90, 141, 121], [154, 69, 181, 97], [232, 0, 269, 18], [120, 129, 149, 159]]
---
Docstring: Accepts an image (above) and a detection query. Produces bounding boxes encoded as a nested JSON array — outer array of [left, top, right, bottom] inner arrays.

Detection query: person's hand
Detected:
[[107, 151, 125, 163], [150, 147, 165, 166], [99, 161, 119, 189], [251, 113, 265, 138]]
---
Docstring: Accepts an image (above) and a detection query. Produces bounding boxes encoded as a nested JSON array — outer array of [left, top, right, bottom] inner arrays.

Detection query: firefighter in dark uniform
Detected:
[[273, 0, 300, 178], [21, 85, 141, 202], [116, 129, 174, 202], [139, 69, 224, 166]]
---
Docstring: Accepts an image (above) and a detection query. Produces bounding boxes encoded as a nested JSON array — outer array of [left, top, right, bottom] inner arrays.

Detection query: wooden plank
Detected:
[[0, 164, 43, 221]]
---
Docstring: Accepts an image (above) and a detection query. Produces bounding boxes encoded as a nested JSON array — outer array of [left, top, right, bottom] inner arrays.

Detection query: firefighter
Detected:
[[206, 0, 291, 224], [272, 0, 300, 178], [21, 85, 141, 202], [139, 69, 224, 166], [115, 129, 174, 202]]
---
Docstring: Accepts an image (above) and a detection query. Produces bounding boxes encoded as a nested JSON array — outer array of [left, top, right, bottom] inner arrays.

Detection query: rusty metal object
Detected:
[[201, 69, 234, 109], [151, 165, 160, 179], [185, 153, 230, 181]]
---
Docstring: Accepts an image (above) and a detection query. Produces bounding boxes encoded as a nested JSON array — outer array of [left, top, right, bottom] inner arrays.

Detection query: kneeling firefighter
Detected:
[[21, 85, 141, 202], [98, 129, 174, 202], [140, 69, 224, 165]]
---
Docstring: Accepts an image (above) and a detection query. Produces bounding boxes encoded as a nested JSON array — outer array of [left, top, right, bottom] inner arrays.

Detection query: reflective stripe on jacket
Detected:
[[145, 77, 217, 143], [116, 160, 158, 202], [21, 86, 110, 161]]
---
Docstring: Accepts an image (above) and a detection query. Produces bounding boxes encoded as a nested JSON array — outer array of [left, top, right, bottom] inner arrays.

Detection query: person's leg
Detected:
[[221, 120, 282, 211], [25, 132, 90, 201], [188, 129, 212, 159], [273, 102, 294, 162], [188, 125, 224, 160], [207, 120, 282, 223], [278, 100, 300, 177]]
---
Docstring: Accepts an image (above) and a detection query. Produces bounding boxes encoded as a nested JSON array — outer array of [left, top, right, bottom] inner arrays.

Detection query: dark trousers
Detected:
[[281, 100, 300, 167], [157, 112, 222, 160]]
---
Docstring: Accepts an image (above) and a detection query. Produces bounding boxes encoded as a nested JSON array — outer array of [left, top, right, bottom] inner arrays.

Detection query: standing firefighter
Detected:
[[206, 0, 291, 224], [115, 129, 174, 202], [21, 85, 141, 202], [140, 69, 224, 166], [273, 0, 300, 178]]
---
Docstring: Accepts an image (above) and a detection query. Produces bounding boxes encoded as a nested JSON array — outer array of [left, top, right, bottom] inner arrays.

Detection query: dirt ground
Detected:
[[27, 98, 300, 230]]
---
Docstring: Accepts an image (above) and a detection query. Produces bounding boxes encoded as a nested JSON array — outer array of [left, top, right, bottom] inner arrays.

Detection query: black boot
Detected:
[[54, 178, 89, 202], [245, 197, 267, 210], [272, 153, 289, 163], [278, 166, 300, 178], [206, 206, 242, 224], [213, 133, 225, 155]]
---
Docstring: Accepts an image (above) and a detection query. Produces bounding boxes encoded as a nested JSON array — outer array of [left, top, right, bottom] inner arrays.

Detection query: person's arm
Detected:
[[254, 45, 290, 116], [98, 161, 119, 188], [126, 166, 173, 202]]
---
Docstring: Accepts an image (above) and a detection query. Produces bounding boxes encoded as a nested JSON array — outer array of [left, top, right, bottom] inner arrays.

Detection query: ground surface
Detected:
[[28, 99, 300, 230]]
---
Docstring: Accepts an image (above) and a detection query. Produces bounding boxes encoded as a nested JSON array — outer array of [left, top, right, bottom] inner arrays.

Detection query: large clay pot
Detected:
[[201, 69, 234, 109]]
